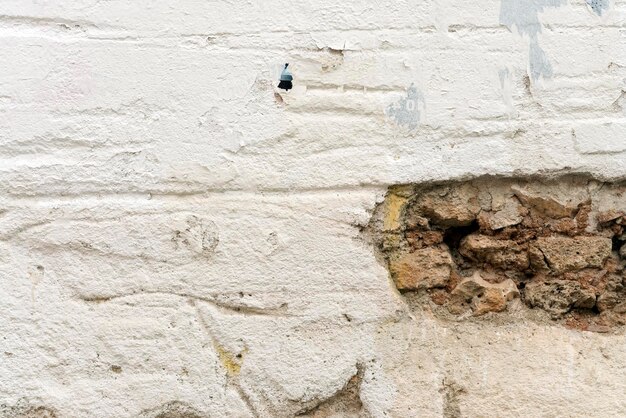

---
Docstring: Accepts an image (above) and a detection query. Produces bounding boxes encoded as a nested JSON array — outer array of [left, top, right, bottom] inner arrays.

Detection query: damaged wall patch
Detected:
[[368, 176, 626, 332]]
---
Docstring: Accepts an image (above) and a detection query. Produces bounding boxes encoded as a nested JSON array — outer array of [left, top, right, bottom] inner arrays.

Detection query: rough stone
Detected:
[[528, 245, 550, 272], [512, 185, 581, 219], [614, 301, 626, 314], [448, 273, 519, 316], [459, 234, 529, 270], [411, 184, 480, 227], [597, 291, 622, 312], [534, 236, 612, 274], [389, 247, 452, 290], [373, 177, 626, 332], [472, 288, 508, 316], [525, 280, 597, 317], [597, 210, 625, 225], [478, 197, 523, 230]]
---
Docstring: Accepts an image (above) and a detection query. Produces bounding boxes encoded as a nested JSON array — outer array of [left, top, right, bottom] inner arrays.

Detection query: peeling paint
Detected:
[[500, 0, 567, 81], [386, 84, 425, 130], [586, 0, 610, 16]]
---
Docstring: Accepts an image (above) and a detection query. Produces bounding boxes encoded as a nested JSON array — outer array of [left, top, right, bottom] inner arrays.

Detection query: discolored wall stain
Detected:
[[386, 84, 426, 130], [500, 0, 567, 82]]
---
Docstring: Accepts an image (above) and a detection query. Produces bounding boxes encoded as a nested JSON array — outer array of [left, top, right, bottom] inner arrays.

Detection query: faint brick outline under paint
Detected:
[[386, 84, 425, 130]]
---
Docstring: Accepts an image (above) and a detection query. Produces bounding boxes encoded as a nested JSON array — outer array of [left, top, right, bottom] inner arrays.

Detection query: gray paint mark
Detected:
[[498, 68, 510, 88], [500, 0, 566, 81], [499, 68, 516, 116], [500, 0, 566, 39], [528, 41, 553, 81], [386, 84, 425, 130], [586, 0, 610, 16]]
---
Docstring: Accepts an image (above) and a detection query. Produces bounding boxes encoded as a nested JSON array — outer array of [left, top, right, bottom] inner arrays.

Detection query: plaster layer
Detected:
[[1, 1, 625, 417]]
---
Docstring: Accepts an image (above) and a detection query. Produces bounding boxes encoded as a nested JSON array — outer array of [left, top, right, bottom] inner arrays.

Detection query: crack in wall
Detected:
[[191, 301, 260, 418], [79, 290, 292, 317], [295, 364, 366, 418], [439, 378, 466, 418]]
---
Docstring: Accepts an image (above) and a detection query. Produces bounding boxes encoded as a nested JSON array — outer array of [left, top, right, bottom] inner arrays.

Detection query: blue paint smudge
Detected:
[[528, 41, 553, 81], [586, 0, 610, 16], [498, 68, 510, 89], [386, 84, 425, 130], [500, 0, 567, 81]]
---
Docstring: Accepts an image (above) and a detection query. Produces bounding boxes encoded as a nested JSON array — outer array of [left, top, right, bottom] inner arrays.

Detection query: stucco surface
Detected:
[[1, 1, 625, 417]]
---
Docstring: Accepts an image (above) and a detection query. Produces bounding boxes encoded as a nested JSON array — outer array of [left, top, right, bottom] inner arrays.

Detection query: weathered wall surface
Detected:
[[0, 1, 625, 417]]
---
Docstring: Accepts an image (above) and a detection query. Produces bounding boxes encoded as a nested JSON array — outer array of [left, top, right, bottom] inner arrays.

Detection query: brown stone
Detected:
[[404, 212, 429, 230], [614, 301, 626, 314], [422, 231, 444, 246], [528, 245, 549, 271], [412, 184, 480, 227], [479, 197, 523, 230], [430, 289, 449, 305], [574, 202, 591, 230], [389, 247, 452, 290], [597, 210, 625, 224], [512, 185, 581, 219], [374, 177, 626, 331], [597, 291, 621, 312], [549, 218, 578, 235], [448, 272, 519, 315], [586, 324, 611, 333], [524, 280, 597, 317], [472, 288, 507, 316], [0, 405, 57, 418], [534, 236, 612, 274], [459, 234, 529, 270]]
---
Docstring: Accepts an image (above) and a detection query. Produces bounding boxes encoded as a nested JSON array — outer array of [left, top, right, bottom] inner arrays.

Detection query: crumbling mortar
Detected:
[[368, 175, 626, 331]]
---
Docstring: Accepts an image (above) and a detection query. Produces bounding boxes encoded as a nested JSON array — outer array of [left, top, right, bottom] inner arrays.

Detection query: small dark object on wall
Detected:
[[278, 63, 293, 90]]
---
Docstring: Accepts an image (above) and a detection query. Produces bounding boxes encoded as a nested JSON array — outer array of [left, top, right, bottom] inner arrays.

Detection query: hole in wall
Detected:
[[367, 175, 626, 332]]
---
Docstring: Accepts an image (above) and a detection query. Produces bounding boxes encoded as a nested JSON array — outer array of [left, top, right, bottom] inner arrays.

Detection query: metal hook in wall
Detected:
[[277, 63, 293, 91]]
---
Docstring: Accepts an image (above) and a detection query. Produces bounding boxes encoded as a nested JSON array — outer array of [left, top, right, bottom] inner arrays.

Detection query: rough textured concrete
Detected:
[[0, 1, 625, 417]]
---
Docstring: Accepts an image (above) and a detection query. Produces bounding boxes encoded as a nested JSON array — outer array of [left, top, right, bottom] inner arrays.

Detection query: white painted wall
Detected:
[[0, 1, 624, 416]]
